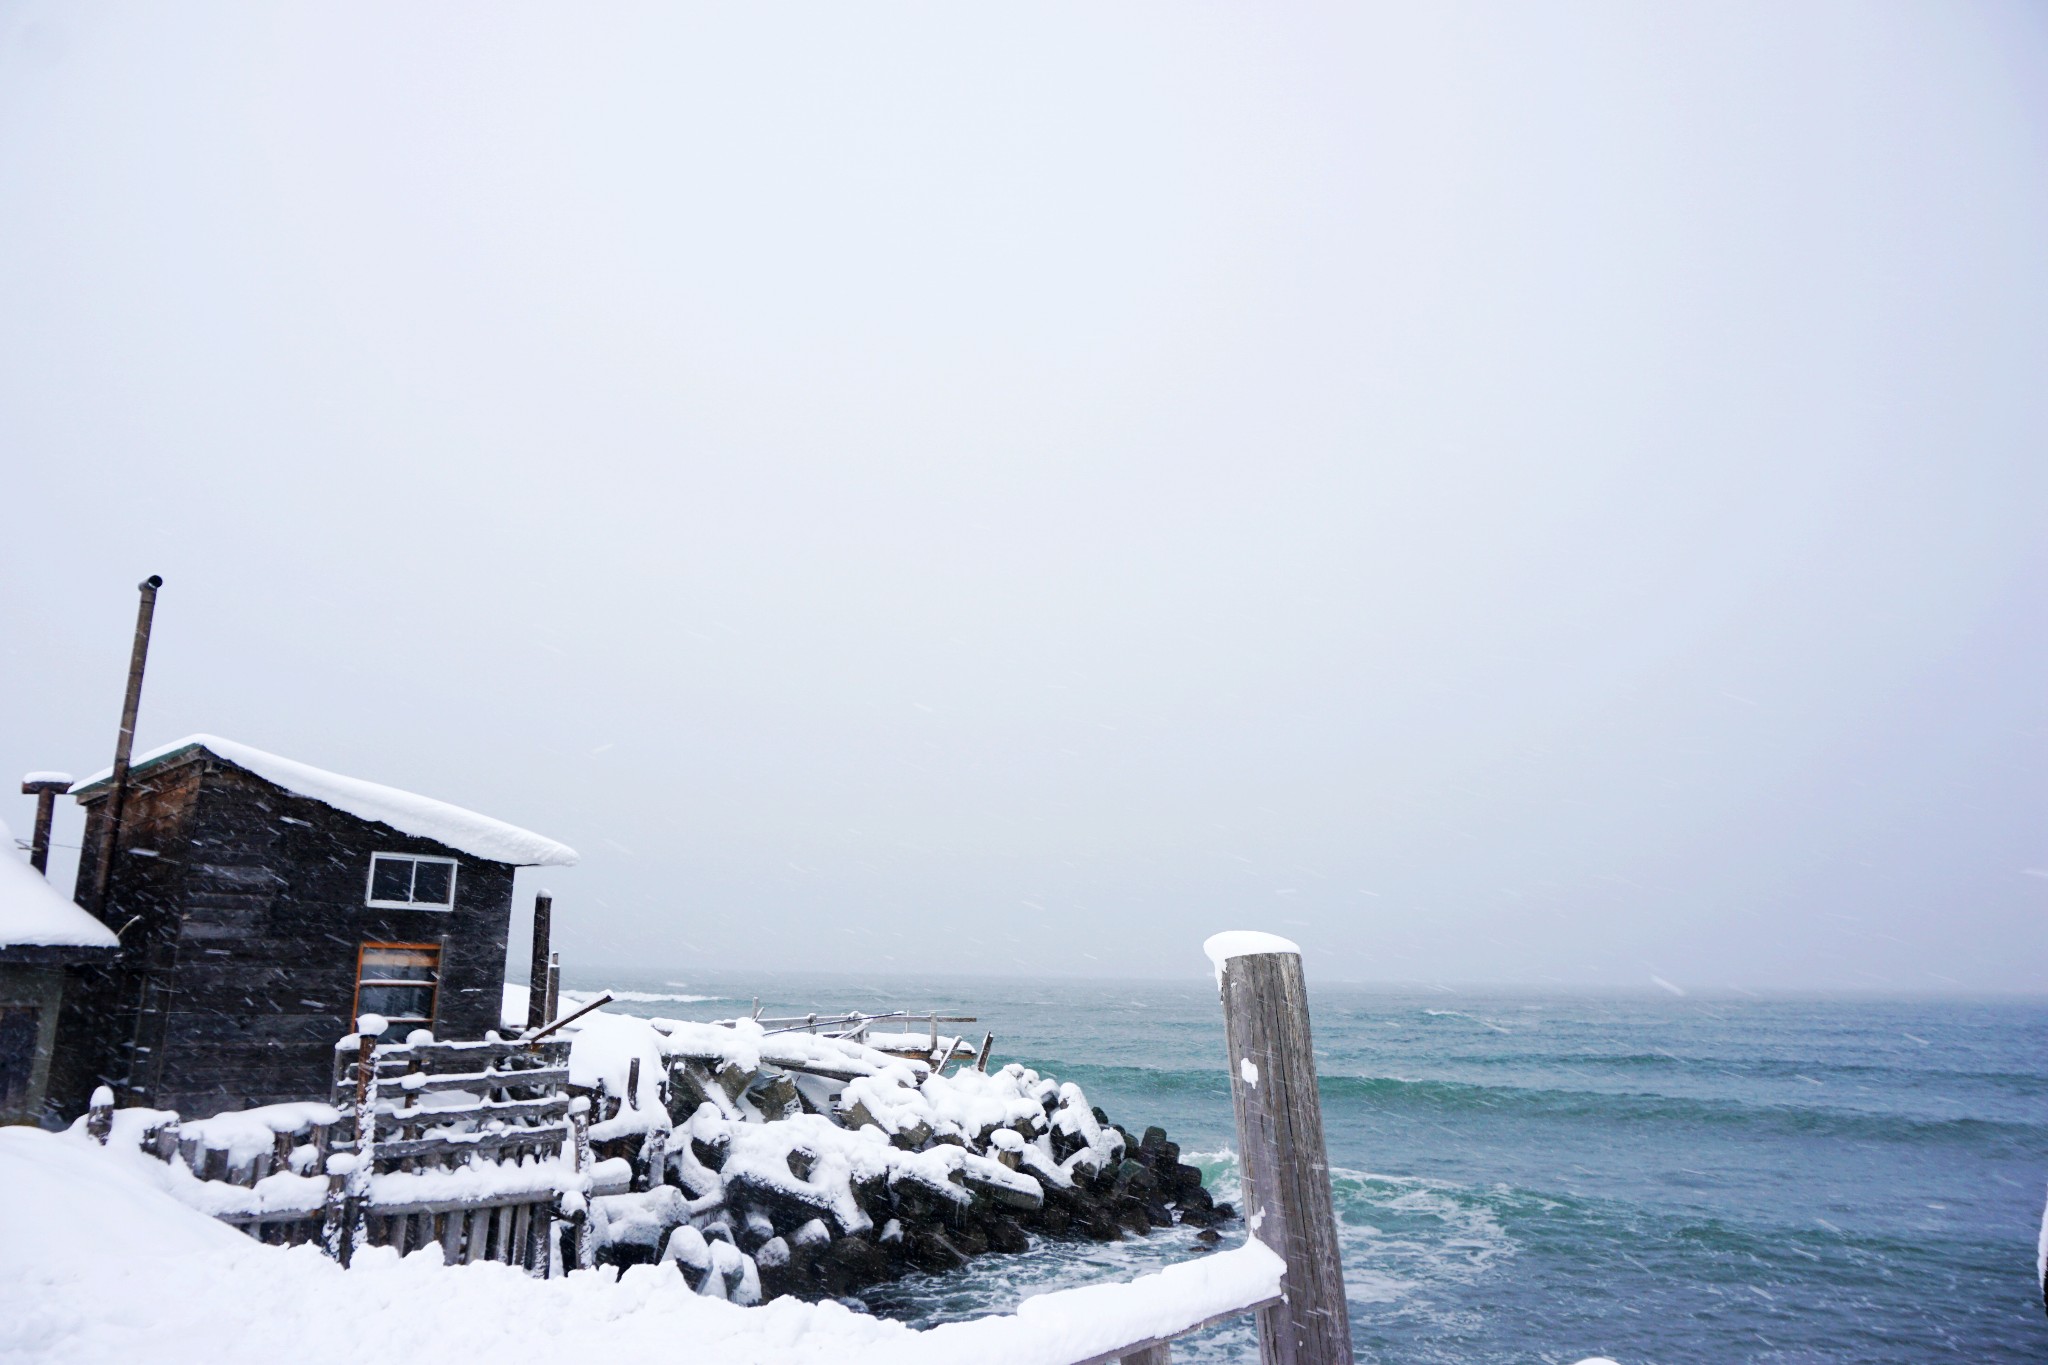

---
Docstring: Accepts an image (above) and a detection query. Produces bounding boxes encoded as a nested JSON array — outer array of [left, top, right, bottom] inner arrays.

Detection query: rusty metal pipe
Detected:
[[20, 775, 71, 875], [88, 575, 162, 918]]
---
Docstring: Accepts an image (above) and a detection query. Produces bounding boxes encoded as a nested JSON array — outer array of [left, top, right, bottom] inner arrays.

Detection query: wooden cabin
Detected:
[[53, 735, 576, 1121], [1, 815, 118, 1125]]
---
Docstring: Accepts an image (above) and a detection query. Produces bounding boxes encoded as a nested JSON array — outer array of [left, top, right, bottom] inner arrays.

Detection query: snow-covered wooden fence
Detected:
[[320, 1030, 624, 1271], [82, 1028, 629, 1273], [100, 1098, 339, 1246]]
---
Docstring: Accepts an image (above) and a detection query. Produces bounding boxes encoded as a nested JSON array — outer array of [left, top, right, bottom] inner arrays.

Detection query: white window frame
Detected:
[[364, 853, 459, 911]]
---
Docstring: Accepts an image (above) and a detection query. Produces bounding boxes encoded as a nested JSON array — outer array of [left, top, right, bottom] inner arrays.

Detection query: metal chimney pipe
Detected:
[[87, 575, 162, 918], [21, 775, 73, 875]]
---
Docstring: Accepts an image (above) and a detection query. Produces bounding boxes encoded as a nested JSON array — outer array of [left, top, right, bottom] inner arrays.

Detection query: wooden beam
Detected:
[[364, 1125, 567, 1165], [361, 1094, 569, 1135], [1061, 1295, 1283, 1365]]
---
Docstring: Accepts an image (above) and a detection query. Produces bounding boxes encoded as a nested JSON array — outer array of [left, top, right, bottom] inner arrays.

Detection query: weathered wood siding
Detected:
[[50, 759, 203, 1119], [59, 753, 515, 1118]]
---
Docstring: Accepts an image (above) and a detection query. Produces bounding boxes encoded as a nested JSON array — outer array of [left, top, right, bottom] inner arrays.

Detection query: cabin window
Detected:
[[354, 943, 440, 1038], [365, 853, 458, 909]]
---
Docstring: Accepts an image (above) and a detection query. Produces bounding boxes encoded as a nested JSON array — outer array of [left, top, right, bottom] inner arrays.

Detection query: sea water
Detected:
[[573, 970, 2048, 1363]]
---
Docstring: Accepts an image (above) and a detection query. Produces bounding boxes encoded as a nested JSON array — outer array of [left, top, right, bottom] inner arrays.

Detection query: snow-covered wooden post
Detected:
[[320, 1154, 354, 1264], [639, 1122, 668, 1195], [568, 1095, 594, 1271], [85, 1085, 114, 1144], [1207, 932, 1353, 1365]]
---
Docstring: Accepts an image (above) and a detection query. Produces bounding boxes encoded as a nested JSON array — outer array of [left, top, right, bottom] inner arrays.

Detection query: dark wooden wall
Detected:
[[56, 753, 515, 1119]]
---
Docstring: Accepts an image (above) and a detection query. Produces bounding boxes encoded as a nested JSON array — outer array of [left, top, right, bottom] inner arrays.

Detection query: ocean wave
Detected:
[[1312, 1072, 2044, 1143], [1002, 1057, 1233, 1097], [1184, 1150, 1511, 1306], [1340, 1048, 2048, 1091]]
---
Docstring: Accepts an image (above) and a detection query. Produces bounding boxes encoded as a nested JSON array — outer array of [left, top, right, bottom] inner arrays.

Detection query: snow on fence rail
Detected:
[[320, 1030, 621, 1271], [81, 1029, 629, 1275]]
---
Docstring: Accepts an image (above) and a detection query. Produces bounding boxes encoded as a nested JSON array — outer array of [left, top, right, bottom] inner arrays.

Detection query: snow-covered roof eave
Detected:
[[0, 815, 120, 953], [71, 735, 578, 869]]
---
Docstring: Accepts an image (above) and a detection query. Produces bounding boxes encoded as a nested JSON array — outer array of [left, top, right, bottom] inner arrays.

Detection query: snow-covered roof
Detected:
[[72, 735, 577, 869], [0, 816, 118, 952]]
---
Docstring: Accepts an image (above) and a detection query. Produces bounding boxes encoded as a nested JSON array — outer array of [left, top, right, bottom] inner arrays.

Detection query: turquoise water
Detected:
[[575, 969, 2048, 1363]]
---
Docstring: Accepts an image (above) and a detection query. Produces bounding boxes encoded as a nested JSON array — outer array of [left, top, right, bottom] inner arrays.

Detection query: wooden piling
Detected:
[[85, 1087, 113, 1144], [1210, 932, 1353, 1365], [527, 892, 552, 1032]]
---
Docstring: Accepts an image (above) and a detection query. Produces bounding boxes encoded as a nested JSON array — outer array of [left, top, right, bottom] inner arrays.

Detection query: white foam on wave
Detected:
[[1325, 1165, 1516, 1326], [861, 1146, 1517, 1362], [564, 988, 721, 1005], [1185, 1153, 1508, 1313]]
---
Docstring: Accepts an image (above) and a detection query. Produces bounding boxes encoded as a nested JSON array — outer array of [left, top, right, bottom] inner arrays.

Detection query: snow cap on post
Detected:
[[355, 1013, 388, 1040], [1202, 930, 1300, 989]]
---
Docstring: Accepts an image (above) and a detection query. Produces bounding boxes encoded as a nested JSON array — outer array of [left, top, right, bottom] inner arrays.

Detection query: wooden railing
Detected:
[[84, 1032, 621, 1274], [321, 1032, 592, 1271]]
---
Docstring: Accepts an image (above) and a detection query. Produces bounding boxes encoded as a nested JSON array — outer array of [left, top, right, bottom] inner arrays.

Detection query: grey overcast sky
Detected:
[[3, 4, 2046, 991]]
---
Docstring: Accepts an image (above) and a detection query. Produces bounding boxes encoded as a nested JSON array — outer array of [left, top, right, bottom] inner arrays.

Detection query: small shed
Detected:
[[1, 815, 118, 1125], [55, 735, 576, 1120]]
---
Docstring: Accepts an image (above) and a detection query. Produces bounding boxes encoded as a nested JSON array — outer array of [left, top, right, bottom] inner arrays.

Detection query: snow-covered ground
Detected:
[[0, 1125, 1284, 1365]]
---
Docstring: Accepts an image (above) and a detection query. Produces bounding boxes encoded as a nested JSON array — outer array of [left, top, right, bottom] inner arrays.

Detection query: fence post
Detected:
[[321, 1156, 354, 1265], [569, 1095, 594, 1271], [1207, 931, 1353, 1365], [86, 1085, 114, 1145]]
